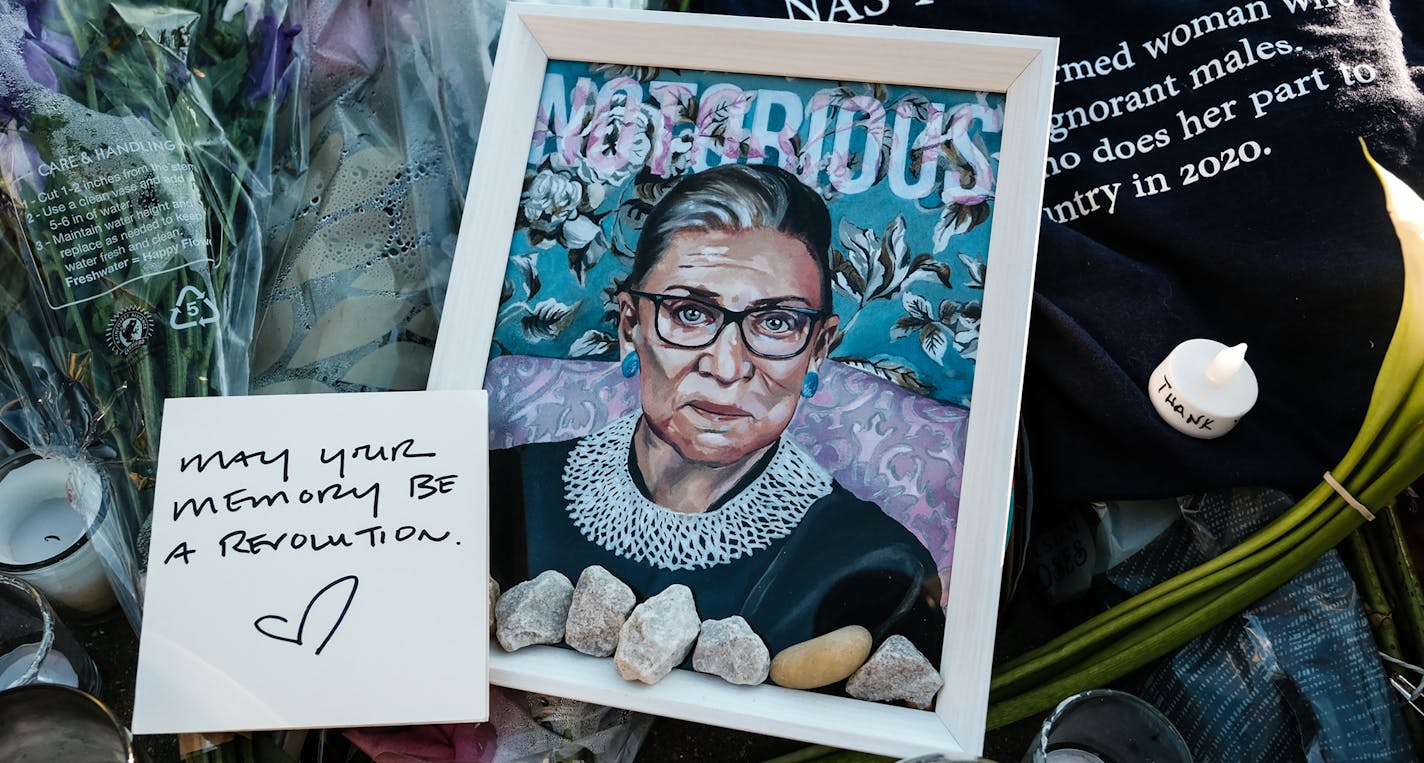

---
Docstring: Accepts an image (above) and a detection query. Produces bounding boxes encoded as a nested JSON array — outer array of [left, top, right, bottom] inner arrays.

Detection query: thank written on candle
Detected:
[[163, 438, 461, 566]]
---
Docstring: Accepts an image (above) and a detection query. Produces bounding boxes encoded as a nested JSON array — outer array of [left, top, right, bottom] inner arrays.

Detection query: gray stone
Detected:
[[495, 570, 573, 652], [487, 577, 500, 635], [614, 584, 700, 684], [564, 565, 637, 657], [845, 635, 943, 709], [692, 616, 769, 685]]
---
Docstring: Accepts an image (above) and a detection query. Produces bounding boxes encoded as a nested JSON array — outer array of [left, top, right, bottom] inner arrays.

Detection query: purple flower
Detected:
[[244, 13, 301, 106], [0, 122, 42, 194], [0, 0, 78, 123]]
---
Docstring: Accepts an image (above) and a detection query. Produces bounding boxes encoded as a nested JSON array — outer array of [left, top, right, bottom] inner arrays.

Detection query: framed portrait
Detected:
[[428, 5, 1055, 758]]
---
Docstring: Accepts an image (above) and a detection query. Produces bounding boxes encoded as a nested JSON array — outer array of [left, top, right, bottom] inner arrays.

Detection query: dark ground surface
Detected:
[[74, 583, 1057, 763]]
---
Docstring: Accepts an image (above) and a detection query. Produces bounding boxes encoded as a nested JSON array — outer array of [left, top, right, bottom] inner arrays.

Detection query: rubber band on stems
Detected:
[[1323, 471, 1375, 521]]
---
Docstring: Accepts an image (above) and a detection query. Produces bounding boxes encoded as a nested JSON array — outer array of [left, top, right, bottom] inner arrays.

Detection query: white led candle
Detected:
[[1148, 339, 1259, 439], [0, 456, 116, 615]]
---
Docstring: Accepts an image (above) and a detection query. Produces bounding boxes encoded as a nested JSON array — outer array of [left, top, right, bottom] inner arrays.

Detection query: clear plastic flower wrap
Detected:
[[249, 0, 487, 394], [0, 0, 303, 626]]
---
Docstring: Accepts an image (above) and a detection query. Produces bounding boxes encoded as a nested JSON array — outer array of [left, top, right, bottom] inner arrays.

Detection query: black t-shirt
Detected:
[[702, 0, 1424, 506]]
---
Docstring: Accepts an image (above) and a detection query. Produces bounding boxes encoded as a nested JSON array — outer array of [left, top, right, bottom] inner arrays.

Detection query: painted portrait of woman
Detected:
[[479, 59, 1004, 689], [490, 164, 945, 661]]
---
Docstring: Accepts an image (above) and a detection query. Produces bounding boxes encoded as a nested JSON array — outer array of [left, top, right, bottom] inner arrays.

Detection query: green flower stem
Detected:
[[1375, 505, 1424, 662], [991, 489, 1340, 698], [993, 385, 1424, 699], [989, 505, 1368, 728], [1342, 529, 1405, 657], [991, 440, 1424, 726], [1346, 517, 1424, 755]]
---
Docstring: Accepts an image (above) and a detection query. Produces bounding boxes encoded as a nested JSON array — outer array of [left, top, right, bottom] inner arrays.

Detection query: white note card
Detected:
[[133, 391, 489, 733]]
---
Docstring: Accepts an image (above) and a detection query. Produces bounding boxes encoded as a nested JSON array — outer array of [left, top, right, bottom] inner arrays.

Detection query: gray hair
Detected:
[[621, 164, 833, 308]]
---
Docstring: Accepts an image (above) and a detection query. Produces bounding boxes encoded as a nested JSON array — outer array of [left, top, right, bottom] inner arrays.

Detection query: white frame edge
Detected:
[[428, 5, 1057, 759]]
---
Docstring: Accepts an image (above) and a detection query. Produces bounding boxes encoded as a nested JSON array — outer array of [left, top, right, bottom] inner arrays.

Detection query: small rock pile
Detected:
[[492, 566, 942, 707]]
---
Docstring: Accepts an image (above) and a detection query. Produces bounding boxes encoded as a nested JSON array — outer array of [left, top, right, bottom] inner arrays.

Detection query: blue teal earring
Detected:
[[800, 370, 820, 399], [621, 350, 641, 378]]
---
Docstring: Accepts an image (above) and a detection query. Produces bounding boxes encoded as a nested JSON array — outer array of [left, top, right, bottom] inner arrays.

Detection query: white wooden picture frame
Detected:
[[429, 5, 1055, 758]]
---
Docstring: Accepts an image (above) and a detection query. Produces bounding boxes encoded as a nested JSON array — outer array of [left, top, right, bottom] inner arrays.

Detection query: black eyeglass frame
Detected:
[[626, 290, 831, 360]]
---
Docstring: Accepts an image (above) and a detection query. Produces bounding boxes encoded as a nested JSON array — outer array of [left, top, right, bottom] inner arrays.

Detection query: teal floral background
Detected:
[[491, 60, 1003, 407]]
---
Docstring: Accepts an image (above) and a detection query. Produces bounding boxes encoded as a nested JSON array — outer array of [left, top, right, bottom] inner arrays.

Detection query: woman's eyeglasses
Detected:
[[628, 291, 827, 360]]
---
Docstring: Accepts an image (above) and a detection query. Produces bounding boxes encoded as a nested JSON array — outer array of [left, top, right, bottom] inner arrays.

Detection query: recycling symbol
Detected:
[[169, 285, 219, 330]]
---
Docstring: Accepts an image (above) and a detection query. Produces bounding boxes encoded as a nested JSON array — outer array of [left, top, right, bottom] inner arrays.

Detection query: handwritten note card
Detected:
[[133, 391, 489, 733]]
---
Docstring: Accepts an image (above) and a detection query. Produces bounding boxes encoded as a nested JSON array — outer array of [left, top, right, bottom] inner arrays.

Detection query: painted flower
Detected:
[[561, 214, 602, 251], [825, 150, 854, 189], [577, 85, 656, 187], [941, 138, 995, 207], [945, 299, 982, 361], [665, 131, 694, 176], [693, 83, 755, 165], [591, 63, 664, 82], [517, 161, 609, 284], [646, 81, 696, 177], [521, 167, 586, 237], [917, 95, 1003, 252]]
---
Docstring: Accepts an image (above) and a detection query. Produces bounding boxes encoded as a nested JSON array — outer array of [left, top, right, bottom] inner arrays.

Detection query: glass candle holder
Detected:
[[0, 452, 118, 616], [1022, 689, 1193, 763], [0, 573, 101, 694], [0, 684, 148, 763]]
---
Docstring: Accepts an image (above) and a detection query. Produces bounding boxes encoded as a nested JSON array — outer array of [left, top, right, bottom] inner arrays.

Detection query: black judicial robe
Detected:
[[489, 437, 945, 667]]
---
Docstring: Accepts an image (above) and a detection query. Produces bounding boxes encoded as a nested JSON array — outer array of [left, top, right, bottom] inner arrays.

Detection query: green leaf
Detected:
[[351, 257, 427, 296], [287, 296, 412, 367], [919, 323, 947, 363], [252, 378, 338, 396], [251, 299, 293, 376], [321, 147, 406, 215], [406, 306, 440, 341], [835, 357, 933, 396], [277, 208, 390, 291], [275, 131, 346, 255], [340, 342, 434, 390]]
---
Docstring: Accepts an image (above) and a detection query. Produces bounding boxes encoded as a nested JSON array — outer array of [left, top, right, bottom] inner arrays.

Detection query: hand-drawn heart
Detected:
[[253, 575, 359, 655]]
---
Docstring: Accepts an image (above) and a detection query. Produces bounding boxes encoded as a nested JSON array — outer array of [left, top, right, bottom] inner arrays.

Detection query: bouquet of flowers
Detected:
[[0, 0, 303, 625], [248, 0, 485, 395]]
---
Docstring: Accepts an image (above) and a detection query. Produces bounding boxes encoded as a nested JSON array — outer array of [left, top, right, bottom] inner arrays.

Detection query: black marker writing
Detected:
[[253, 575, 359, 656], [409, 473, 458, 499], [319, 438, 435, 479], [297, 481, 381, 519], [219, 524, 452, 557], [164, 541, 196, 565], [221, 529, 356, 556], [353, 524, 451, 547], [180, 448, 290, 482]]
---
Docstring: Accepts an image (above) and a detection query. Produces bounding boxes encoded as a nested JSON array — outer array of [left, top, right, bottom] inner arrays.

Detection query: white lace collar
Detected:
[[563, 413, 832, 571]]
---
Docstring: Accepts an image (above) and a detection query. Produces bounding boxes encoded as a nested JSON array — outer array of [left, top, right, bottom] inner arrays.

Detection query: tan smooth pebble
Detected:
[[768, 625, 873, 689]]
